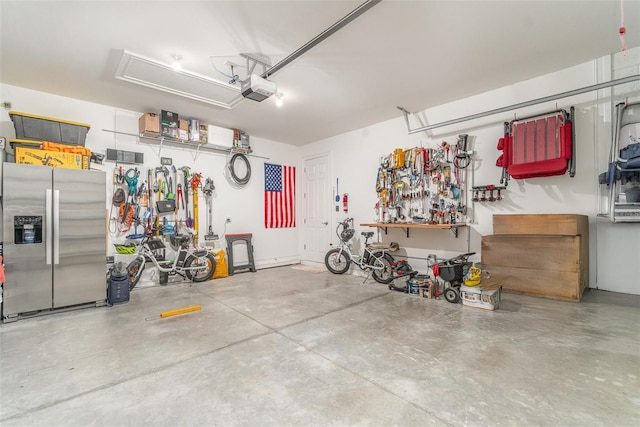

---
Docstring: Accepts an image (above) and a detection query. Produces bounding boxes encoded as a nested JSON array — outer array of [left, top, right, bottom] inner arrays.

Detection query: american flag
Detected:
[[264, 163, 296, 228]]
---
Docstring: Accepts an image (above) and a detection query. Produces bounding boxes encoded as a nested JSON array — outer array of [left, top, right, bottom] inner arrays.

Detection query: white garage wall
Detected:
[[2, 48, 638, 294], [300, 51, 640, 295], [0, 83, 302, 269]]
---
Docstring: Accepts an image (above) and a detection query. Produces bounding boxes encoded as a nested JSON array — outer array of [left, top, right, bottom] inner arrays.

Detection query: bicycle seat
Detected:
[[361, 232, 374, 238]]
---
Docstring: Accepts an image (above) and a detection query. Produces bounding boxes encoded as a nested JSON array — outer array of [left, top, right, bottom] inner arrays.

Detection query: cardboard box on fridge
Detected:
[[139, 113, 160, 136], [15, 146, 89, 170]]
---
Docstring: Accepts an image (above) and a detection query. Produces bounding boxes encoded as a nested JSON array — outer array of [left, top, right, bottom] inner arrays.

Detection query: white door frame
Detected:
[[302, 151, 333, 263]]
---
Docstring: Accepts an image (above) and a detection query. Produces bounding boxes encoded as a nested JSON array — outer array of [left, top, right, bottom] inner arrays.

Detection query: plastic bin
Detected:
[[9, 111, 90, 146]]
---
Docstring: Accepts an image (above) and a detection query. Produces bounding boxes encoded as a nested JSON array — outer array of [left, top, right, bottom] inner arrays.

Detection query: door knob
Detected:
[[322, 221, 328, 225]]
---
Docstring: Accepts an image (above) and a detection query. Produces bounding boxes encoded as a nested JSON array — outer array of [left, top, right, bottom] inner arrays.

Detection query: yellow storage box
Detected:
[[10, 139, 92, 156], [15, 146, 89, 170]]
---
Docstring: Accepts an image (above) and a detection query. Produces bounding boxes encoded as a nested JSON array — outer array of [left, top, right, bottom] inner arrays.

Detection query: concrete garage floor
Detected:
[[1, 265, 639, 426]]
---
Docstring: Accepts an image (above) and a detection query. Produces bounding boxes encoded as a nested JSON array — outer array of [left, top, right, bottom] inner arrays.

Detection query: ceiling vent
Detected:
[[114, 50, 243, 109]]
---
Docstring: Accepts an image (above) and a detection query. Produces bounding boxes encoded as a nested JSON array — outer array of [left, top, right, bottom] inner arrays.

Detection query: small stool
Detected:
[[225, 233, 256, 275]]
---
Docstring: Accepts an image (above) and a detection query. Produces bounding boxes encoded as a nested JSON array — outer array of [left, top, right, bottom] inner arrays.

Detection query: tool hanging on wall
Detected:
[[126, 205, 144, 239], [166, 176, 175, 200], [472, 185, 506, 202], [167, 165, 177, 200], [118, 168, 139, 233], [180, 167, 192, 229], [138, 181, 148, 207], [114, 166, 125, 185], [147, 168, 154, 233], [190, 172, 202, 246], [375, 139, 472, 225], [177, 184, 184, 210], [161, 217, 176, 235], [453, 134, 471, 186], [202, 177, 218, 241]]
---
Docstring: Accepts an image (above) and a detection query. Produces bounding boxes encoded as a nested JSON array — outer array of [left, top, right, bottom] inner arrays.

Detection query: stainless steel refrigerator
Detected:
[[2, 162, 107, 322]]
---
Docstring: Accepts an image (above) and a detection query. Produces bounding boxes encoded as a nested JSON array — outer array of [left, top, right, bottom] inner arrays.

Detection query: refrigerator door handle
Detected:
[[46, 188, 53, 265], [53, 189, 60, 265]]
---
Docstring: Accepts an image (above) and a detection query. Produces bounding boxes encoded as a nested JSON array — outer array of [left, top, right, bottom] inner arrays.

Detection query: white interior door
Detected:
[[303, 154, 331, 263]]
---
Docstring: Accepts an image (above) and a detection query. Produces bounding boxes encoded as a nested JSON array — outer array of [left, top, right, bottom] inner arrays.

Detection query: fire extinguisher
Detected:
[[342, 193, 349, 213]]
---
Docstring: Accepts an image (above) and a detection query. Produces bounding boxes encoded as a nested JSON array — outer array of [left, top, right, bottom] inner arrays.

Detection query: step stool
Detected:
[[225, 233, 256, 275]]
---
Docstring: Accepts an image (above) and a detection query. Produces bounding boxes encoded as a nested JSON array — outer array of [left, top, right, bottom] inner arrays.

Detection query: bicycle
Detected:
[[122, 225, 217, 290], [324, 218, 397, 284]]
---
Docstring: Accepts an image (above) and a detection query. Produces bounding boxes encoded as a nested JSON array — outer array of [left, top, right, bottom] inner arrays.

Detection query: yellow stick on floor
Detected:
[[160, 305, 202, 318]]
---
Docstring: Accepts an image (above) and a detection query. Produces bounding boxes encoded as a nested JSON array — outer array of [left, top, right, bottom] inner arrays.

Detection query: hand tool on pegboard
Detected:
[[190, 172, 202, 246]]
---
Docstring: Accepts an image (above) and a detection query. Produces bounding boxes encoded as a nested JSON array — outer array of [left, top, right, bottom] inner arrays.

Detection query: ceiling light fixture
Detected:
[[171, 54, 183, 71], [275, 92, 284, 107]]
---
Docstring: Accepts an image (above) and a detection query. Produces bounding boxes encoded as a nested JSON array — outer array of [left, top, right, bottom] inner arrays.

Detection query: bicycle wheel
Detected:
[[127, 256, 145, 290], [184, 253, 216, 282], [324, 248, 350, 274], [369, 252, 395, 284]]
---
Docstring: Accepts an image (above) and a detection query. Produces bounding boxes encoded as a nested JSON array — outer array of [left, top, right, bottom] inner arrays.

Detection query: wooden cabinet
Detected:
[[481, 214, 589, 302]]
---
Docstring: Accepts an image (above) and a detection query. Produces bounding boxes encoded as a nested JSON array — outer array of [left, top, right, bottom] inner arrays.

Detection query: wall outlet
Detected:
[[225, 216, 232, 223]]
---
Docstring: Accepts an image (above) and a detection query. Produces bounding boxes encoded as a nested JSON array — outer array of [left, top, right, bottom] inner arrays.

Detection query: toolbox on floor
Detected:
[[9, 111, 90, 146]]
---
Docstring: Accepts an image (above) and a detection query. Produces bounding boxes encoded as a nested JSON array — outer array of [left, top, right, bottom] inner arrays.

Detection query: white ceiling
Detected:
[[1, 1, 638, 146]]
